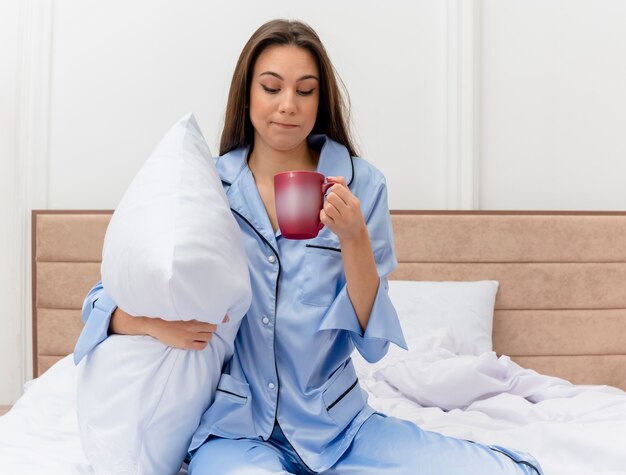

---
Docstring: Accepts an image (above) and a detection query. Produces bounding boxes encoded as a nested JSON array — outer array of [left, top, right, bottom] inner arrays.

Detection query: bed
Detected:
[[1, 210, 625, 474]]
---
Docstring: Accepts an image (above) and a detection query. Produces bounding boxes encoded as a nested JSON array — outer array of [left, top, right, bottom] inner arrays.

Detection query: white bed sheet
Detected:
[[1, 343, 625, 475], [351, 331, 626, 475]]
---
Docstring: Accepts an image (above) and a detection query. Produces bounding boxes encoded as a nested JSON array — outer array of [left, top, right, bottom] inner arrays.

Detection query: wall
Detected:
[[1, 0, 625, 404], [0, 0, 22, 404], [48, 0, 447, 210], [480, 0, 626, 210]]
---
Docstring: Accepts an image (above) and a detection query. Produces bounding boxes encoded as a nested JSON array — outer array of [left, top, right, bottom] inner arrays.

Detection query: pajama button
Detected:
[[267, 255, 276, 263], [262, 316, 270, 325], [268, 382, 276, 390]]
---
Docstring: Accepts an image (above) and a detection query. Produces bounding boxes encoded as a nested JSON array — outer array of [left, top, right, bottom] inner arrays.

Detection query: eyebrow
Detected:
[[259, 71, 319, 82]]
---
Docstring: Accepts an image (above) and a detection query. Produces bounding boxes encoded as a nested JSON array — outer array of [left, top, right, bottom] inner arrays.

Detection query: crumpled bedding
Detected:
[[351, 330, 626, 475]]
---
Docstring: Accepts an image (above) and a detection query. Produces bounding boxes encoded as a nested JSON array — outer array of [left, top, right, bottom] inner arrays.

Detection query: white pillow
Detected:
[[101, 112, 251, 324], [78, 113, 250, 475], [78, 329, 238, 475], [388, 280, 499, 356]]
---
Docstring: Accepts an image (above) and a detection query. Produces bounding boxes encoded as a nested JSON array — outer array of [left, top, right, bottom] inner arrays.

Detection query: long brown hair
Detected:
[[219, 19, 357, 157]]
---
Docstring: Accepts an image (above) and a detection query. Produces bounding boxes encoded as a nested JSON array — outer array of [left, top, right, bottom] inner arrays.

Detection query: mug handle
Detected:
[[318, 180, 334, 230]]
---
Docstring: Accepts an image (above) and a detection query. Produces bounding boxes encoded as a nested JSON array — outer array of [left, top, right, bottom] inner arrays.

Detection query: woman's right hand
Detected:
[[110, 307, 229, 350]]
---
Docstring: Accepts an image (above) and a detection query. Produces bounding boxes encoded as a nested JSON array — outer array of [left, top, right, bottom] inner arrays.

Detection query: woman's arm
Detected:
[[316, 175, 407, 363], [320, 176, 379, 332], [337, 227, 379, 333], [110, 308, 225, 351], [74, 281, 226, 364]]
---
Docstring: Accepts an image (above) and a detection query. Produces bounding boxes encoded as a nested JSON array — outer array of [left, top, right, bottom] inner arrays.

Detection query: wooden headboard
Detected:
[[32, 210, 626, 390]]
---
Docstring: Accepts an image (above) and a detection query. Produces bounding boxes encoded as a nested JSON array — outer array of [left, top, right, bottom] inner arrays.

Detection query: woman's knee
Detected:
[[189, 437, 291, 475]]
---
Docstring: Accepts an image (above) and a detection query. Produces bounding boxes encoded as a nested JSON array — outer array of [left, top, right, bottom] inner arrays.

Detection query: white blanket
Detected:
[[1, 343, 625, 475], [352, 331, 626, 475]]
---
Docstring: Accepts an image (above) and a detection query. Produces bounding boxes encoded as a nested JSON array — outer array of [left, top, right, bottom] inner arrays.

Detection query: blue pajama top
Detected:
[[74, 134, 407, 473]]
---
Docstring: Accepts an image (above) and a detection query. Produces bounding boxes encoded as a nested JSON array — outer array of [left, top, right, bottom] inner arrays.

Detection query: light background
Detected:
[[1, 0, 625, 403]]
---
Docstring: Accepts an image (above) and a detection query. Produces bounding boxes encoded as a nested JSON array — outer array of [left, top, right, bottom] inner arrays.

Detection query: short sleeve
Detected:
[[317, 177, 407, 363], [73, 281, 117, 364]]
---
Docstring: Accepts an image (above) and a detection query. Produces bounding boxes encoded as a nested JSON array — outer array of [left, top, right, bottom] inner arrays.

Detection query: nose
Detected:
[[279, 90, 296, 115]]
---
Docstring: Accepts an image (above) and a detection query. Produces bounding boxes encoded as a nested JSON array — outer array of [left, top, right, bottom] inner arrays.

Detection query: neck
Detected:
[[247, 137, 318, 185]]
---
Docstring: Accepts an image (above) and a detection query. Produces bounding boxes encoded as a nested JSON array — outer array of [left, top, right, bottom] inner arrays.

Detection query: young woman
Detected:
[[74, 19, 543, 475]]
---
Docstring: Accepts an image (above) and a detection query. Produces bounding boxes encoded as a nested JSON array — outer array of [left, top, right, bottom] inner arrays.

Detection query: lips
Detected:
[[272, 122, 299, 129]]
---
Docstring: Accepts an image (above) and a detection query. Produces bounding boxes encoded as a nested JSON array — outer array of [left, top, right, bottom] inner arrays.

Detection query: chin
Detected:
[[265, 133, 308, 152]]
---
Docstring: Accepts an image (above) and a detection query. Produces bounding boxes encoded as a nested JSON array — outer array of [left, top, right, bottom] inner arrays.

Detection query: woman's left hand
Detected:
[[320, 176, 368, 243]]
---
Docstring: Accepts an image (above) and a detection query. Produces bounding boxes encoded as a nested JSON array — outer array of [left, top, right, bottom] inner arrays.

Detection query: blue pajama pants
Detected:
[[189, 413, 543, 475]]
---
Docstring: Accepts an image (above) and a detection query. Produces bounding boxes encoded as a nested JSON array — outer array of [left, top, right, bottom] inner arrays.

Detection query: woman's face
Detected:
[[249, 45, 320, 154]]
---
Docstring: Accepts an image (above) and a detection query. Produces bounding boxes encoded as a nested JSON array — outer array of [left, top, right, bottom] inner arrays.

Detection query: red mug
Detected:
[[274, 171, 333, 240]]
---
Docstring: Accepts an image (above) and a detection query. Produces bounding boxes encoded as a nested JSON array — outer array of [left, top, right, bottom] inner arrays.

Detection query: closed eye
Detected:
[[261, 84, 279, 94], [261, 84, 316, 96]]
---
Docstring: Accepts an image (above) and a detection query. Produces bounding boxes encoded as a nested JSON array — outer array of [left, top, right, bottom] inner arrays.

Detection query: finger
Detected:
[[327, 176, 347, 186], [322, 202, 340, 221], [194, 322, 218, 333], [185, 334, 210, 346], [189, 340, 209, 351], [327, 183, 354, 205], [190, 332, 213, 344], [320, 209, 335, 225], [325, 189, 349, 212]]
